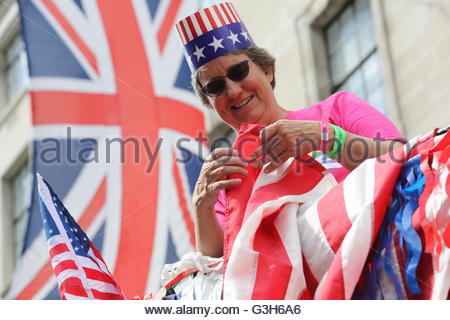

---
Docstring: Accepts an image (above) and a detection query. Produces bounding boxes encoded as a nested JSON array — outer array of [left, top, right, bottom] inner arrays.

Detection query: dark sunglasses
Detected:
[[200, 59, 252, 97]]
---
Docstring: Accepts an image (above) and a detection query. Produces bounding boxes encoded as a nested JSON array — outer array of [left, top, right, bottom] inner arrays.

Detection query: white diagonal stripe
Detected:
[[182, 19, 193, 42], [209, 7, 223, 28], [340, 160, 376, 299], [227, 3, 241, 22], [190, 15, 203, 38], [274, 204, 307, 299], [217, 4, 231, 25], [199, 9, 213, 31]]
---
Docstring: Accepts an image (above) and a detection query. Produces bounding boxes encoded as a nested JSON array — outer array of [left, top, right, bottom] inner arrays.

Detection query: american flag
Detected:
[[223, 125, 450, 299], [365, 130, 450, 300], [36, 173, 125, 300], [7, 0, 206, 299]]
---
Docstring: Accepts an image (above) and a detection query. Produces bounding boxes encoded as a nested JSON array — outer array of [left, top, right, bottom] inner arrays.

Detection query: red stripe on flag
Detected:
[[213, 5, 226, 26], [159, 98, 205, 140], [32, 92, 120, 125], [204, 8, 218, 29], [172, 156, 196, 246], [317, 184, 351, 253], [225, 2, 238, 22], [298, 289, 312, 300], [228, 3, 242, 21], [194, 12, 208, 34], [91, 289, 124, 300], [83, 267, 117, 285], [247, 158, 325, 215], [53, 259, 78, 277], [175, 24, 185, 45], [14, 263, 53, 299], [178, 20, 190, 44], [59, 277, 89, 298], [77, 178, 106, 230], [252, 208, 292, 299], [99, 1, 161, 297], [49, 243, 70, 258], [302, 253, 319, 295], [315, 253, 346, 299], [157, 0, 182, 52], [220, 3, 233, 24], [185, 16, 198, 38], [41, 0, 99, 73], [372, 153, 405, 243]]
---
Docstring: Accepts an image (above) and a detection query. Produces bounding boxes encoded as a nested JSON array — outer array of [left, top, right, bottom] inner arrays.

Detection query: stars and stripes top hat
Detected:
[[175, 2, 255, 72]]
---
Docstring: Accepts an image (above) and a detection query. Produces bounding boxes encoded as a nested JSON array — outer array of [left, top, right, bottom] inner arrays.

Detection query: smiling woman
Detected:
[[196, 54, 285, 130], [175, 2, 404, 261]]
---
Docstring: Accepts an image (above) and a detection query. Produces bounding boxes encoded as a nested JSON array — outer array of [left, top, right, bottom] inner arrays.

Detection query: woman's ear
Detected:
[[264, 66, 274, 84]]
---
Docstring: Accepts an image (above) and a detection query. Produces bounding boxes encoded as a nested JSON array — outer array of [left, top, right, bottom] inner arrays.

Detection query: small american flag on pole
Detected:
[[36, 173, 125, 300]]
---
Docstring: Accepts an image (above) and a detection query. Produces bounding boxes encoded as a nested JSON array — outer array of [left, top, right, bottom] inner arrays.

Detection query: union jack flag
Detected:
[[7, 0, 206, 299]]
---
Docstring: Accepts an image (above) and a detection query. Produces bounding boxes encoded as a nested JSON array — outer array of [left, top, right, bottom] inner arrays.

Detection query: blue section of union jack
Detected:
[[7, 0, 205, 299]]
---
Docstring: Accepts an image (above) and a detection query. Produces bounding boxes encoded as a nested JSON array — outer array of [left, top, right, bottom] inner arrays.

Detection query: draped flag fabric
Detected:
[[357, 130, 450, 299], [7, 0, 206, 299], [36, 174, 125, 300], [223, 125, 450, 299]]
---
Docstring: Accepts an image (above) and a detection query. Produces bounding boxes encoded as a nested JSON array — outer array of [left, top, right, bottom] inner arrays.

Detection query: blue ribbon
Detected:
[[394, 162, 425, 295], [358, 156, 425, 299]]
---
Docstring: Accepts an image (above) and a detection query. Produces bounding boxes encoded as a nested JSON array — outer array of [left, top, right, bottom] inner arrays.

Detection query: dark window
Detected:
[[325, 0, 387, 113], [4, 34, 28, 103], [11, 162, 32, 261]]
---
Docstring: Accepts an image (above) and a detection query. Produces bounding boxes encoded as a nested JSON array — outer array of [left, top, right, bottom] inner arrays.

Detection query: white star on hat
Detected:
[[240, 29, 249, 41], [192, 45, 206, 62], [208, 36, 225, 52], [227, 30, 240, 45]]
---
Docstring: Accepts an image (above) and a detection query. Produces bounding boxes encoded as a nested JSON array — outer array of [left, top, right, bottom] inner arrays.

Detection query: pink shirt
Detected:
[[214, 91, 403, 226]]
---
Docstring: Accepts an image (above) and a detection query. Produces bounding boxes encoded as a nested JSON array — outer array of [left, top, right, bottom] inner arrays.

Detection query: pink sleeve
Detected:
[[327, 91, 404, 141], [214, 190, 226, 228]]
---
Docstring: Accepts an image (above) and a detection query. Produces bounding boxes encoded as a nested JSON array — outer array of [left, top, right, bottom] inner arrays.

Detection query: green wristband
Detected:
[[326, 124, 346, 160]]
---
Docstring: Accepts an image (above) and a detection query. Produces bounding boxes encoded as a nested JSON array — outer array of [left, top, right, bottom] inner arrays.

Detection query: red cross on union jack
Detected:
[[7, 0, 206, 299]]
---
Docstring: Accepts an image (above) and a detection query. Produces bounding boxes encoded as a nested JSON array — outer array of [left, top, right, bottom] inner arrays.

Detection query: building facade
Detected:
[[1, 0, 449, 297]]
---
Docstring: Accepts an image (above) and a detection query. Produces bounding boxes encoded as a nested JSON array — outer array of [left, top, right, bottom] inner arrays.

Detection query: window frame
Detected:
[[0, 144, 31, 296], [295, 0, 404, 126], [2, 32, 28, 104], [0, 3, 28, 117], [10, 160, 32, 262], [323, 0, 388, 114]]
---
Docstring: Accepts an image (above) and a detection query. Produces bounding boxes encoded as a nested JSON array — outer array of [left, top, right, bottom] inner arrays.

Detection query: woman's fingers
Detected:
[[252, 136, 283, 169], [212, 155, 248, 168], [208, 148, 238, 161], [262, 151, 291, 173], [208, 165, 248, 179], [248, 125, 278, 161], [207, 178, 242, 193]]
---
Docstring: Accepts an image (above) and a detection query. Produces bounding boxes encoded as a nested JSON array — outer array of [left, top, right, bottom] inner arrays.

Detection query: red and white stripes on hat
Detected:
[[175, 2, 241, 45]]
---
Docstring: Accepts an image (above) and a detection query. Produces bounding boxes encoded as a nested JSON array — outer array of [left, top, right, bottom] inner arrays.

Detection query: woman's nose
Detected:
[[224, 78, 242, 98]]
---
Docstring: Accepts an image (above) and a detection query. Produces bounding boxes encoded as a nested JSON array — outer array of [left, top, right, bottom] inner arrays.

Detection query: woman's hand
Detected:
[[249, 119, 405, 173], [193, 148, 247, 257], [193, 148, 248, 213], [250, 120, 321, 173]]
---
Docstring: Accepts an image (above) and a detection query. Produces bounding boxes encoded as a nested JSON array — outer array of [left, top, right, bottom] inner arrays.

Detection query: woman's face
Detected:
[[198, 54, 277, 130]]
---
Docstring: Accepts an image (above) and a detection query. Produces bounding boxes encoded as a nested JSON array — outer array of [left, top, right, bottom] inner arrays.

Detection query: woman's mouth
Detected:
[[231, 95, 254, 110]]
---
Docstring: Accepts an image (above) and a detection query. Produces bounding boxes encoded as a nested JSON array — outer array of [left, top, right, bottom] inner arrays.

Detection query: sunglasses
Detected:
[[200, 59, 252, 97]]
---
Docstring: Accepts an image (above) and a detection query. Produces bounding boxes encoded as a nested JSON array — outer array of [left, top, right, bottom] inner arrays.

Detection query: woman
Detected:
[[176, 3, 404, 259]]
